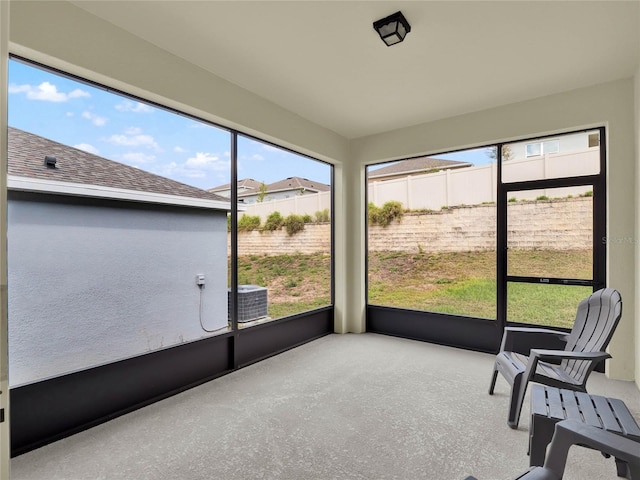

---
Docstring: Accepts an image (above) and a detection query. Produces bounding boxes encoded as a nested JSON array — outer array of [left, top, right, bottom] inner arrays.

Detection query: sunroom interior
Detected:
[[1, 1, 640, 478]]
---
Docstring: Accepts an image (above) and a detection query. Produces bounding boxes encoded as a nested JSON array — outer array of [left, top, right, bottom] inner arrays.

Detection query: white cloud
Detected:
[[158, 161, 206, 179], [185, 152, 229, 171], [120, 152, 156, 164], [174, 146, 187, 153], [115, 101, 154, 113], [125, 127, 142, 135], [157, 153, 229, 185], [74, 143, 100, 155], [68, 89, 91, 99], [81, 111, 108, 126], [251, 154, 265, 161], [9, 82, 90, 102], [106, 132, 161, 151], [8, 84, 30, 94]]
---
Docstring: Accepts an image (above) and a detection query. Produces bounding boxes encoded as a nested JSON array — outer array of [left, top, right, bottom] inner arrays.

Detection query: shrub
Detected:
[[314, 209, 330, 223], [379, 201, 404, 226], [508, 197, 517, 203], [380, 200, 404, 226], [368, 202, 381, 225], [284, 214, 305, 235], [237, 215, 261, 232], [263, 211, 284, 231], [536, 195, 549, 201], [369, 201, 404, 227], [580, 190, 593, 197], [302, 214, 313, 223]]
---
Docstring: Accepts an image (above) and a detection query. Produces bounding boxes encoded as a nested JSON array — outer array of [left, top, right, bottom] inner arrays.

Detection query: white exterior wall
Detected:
[[8, 198, 228, 386], [508, 132, 591, 159], [635, 62, 640, 391], [0, 1, 9, 474]]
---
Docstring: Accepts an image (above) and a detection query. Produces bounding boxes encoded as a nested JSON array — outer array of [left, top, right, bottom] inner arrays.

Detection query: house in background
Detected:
[[7, 127, 231, 386], [367, 156, 472, 183], [210, 176, 330, 204], [208, 178, 262, 199], [507, 131, 601, 160]]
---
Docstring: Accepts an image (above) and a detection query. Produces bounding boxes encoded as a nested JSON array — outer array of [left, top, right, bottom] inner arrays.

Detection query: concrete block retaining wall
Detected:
[[230, 197, 592, 255], [232, 223, 331, 256]]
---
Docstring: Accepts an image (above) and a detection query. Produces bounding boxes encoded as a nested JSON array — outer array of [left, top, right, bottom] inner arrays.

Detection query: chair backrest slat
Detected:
[[560, 288, 622, 383]]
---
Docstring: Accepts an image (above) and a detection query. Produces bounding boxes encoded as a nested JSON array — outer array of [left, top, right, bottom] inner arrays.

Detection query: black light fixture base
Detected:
[[373, 11, 411, 47]]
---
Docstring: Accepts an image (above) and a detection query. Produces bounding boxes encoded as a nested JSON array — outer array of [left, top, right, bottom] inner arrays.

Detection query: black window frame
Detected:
[[366, 127, 607, 348]]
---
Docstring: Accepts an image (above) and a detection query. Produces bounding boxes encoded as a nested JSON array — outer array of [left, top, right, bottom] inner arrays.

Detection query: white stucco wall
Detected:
[[635, 63, 640, 390], [8, 197, 228, 386], [0, 1, 10, 476]]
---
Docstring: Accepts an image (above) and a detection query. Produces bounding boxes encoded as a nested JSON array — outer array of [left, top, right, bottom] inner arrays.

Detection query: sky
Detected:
[[8, 59, 492, 189], [7, 59, 332, 190]]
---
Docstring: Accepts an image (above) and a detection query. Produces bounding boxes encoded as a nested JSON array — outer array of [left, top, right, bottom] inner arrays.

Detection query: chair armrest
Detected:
[[529, 349, 611, 363], [544, 420, 640, 478], [500, 327, 569, 355]]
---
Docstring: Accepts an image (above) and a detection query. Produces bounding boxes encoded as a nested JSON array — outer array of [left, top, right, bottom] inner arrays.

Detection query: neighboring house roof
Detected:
[[208, 178, 262, 194], [368, 157, 472, 180], [8, 127, 229, 208], [263, 177, 330, 195], [208, 176, 330, 198]]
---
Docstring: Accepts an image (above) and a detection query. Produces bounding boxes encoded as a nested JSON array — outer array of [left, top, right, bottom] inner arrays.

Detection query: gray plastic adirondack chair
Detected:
[[488, 288, 623, 429], [463, 420, 640, 480]]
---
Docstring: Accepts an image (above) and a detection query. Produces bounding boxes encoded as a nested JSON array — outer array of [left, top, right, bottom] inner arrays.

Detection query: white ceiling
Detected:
[[71, 1, 640, 140]]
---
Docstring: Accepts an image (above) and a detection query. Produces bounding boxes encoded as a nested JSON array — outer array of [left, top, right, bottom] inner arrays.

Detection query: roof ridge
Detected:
[[8, 126, 229, 203]]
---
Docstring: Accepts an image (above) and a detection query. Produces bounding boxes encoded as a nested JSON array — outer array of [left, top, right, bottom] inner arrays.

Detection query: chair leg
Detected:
[[508, 371, 528, 429], [489, 366, 499, 395]]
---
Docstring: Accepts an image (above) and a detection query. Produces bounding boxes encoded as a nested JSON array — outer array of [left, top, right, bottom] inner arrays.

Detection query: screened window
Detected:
[[7, 57, 333, 387], [367, 128, 606, 332], [233, 136, 332, 325], [367, 147, 497, 319]]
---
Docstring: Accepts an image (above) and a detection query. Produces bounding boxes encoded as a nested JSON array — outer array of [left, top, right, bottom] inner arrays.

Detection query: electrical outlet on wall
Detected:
[[196, 274, 205, 286]]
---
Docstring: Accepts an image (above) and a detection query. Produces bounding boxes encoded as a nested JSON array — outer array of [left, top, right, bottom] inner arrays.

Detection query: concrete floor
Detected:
[[10, 333, 640, 480]]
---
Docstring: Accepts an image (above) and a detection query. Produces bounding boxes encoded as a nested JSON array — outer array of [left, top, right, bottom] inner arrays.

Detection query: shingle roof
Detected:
[[208, 178, 262, 193], [8, 127, 228, 202], [368, 157, 471, 179], [264, 176, 330, 194]]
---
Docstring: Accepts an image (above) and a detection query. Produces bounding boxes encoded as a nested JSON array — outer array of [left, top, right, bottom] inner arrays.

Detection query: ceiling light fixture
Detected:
[[373, 11, 411, 47]]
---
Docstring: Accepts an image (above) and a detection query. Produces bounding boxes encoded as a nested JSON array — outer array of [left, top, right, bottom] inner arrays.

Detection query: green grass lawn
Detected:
[[233, 249, 592, 327], [231, 252, 331, 319], [368, 249, 592, 328]]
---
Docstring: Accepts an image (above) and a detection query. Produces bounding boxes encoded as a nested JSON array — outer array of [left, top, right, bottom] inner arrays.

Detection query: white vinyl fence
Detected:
[[242, 190, 330, 221], [369, 149, 598, 211], [241, 149, 598, 219]]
